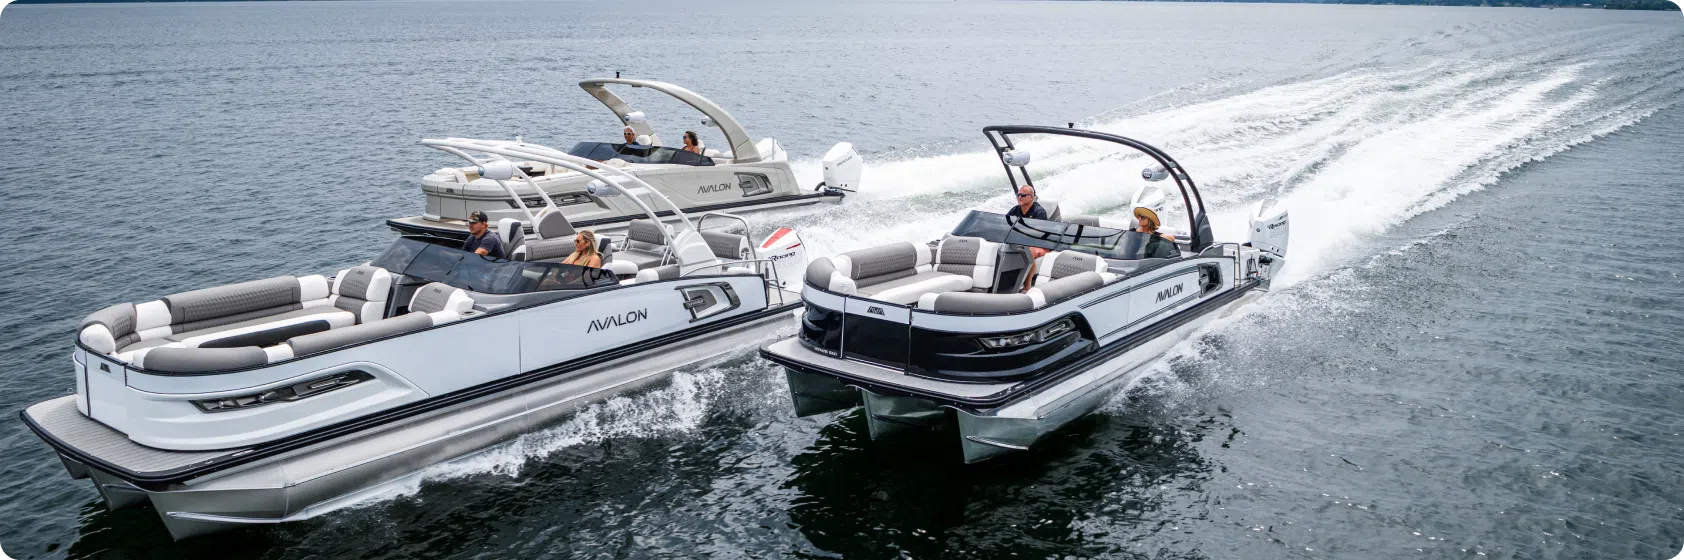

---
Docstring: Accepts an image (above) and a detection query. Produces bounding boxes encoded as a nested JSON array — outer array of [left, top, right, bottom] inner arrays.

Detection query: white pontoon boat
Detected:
[[760, 125, 1291, 463], [387, 78, 863, 240], [22, 140, 814, 540]]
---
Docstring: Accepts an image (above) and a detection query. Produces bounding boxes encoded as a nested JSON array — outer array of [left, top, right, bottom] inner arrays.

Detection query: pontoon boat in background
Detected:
[[22, 140, 813, 540], [387, 78, 863, 240], [760, 125, 1291, 463]]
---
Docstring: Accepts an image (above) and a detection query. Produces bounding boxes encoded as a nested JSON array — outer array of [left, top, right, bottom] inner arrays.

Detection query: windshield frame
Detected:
[[370, 236, 619, 294], [950, 211, 1174, 261], [567, 141, 715, 167]]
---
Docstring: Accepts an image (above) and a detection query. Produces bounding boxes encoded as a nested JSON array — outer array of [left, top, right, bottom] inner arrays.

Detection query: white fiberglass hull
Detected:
[[27, 308, 793, 540]]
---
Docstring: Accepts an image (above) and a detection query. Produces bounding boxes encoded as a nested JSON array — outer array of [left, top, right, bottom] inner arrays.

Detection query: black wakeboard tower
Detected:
[[981, 125, 1214, 252]]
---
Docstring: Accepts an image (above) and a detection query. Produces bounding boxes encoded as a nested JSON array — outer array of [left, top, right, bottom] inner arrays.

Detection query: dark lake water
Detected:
[[1, 1, 1681, 558]]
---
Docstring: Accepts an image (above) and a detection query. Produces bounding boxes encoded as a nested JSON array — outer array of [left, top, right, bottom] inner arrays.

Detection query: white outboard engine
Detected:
[[758, 227, 809, 290], [1247, 198, 1290, 284], [1126, 184, 1173, 233], [819, 142, 862, 193]]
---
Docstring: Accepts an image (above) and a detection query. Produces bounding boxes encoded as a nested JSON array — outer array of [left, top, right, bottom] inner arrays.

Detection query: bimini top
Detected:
[[579, 78, 764, 164], [371, 237, 618, 294]]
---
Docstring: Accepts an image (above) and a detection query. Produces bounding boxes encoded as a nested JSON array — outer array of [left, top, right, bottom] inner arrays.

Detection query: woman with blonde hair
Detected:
[[1133, 206, 1179, 259], [562, 230, 603, 268]]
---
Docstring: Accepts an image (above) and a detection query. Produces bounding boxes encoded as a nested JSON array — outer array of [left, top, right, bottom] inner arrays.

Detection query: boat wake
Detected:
[[338, 367, 727, 510]]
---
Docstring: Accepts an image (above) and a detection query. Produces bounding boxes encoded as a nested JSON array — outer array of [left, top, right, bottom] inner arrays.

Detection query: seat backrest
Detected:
[[1039, 199, 1063, 222], [634, 264, 681, 283], [331, 265, 393, 324], [80, 275, 333, 356], [521, 236, 576, 261], [808, 242, 933, 294], [535, 211, 574, 240], [699, 230, 752, 261], [625, 219, 668, 252], [497, 218, 525, 255], [1035, 250, 1106, 285], [408, 282, 475, 323], [935, 236, 1000, 290]]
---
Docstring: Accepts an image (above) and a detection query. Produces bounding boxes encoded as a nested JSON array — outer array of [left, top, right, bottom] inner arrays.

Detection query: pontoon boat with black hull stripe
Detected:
[[760, 126, 1291, 463], [22, 141, 815, 540], [387, 78, 863, 241]]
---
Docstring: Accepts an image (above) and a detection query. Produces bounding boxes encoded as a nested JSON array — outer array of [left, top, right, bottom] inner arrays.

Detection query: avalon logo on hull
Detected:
[[697, 183, 733, 194], [587, 309, 649, 333], [866, 306, 885, 316], [1155, 283, 1184, 304]]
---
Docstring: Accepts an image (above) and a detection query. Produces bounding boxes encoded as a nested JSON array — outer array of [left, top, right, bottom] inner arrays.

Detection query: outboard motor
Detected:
[[758, 227, 809, 291], [1247, 198, 1290, 285], [819, 142, 862, 194]]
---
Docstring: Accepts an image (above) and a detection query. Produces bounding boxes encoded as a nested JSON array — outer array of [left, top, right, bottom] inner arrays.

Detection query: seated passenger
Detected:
[[561, 230, 603, 268], [622, 127, 639, 146], [1009, 185, 1051, 292], [1134, 206, 1179, 259], [462, 211, 506, 259], [682, 131, 704, 154]]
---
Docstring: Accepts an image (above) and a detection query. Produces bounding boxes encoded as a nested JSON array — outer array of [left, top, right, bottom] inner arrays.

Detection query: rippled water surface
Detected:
[[1, 1, 1681, 558]]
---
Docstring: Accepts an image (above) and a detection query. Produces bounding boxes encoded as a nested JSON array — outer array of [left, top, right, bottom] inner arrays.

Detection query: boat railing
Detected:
[[681, 257, 788, 302]]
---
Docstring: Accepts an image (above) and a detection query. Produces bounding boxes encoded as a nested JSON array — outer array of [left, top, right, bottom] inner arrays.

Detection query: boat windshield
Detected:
[[566, 142, 715, 167], [370, 237, 619, 294], [949, 210, 1171, 261]]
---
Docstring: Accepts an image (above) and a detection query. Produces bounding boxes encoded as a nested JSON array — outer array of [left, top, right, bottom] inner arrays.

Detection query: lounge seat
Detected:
[[127, 282, 479, 371], [806, 241, 973, 305], [81, 275, 339, 359], [933, 235, 1002, 292], [915, 248, 1116, 313], [610, 219, 670, 269], [918, 271, 1107, 312], [81, 267, 396, 371], [700, 230, 752, 261], [282, 282, 475, 357], [1034, 250, 1117, 286]]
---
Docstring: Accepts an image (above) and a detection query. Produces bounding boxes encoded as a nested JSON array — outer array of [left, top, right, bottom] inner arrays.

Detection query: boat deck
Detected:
[[24, 396, 243, 479], [763, 339, 1020, 400]]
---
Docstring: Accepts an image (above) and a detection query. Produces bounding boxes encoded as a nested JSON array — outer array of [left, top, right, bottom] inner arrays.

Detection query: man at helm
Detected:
[[1133, 206, 1179, 259], [1010, 185, 1051, 292]]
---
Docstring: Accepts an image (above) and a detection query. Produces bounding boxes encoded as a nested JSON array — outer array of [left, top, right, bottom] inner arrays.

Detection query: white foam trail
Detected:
[[337, 368, 726, 509]]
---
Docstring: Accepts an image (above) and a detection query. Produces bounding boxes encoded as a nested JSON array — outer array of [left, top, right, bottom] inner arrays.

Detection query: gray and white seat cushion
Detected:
[[806, 242, 972, 305], [1034, 250, 1119, 286], [325, 265, 394, 324], [408, 282, 475, 324], [275, 282, 478, 361], [497, 218, 526, 258], [934, 235, 1001, 291], [610, 219, 671, 270], [918, 271, 1107, 312], [80, 274, 359, 366]]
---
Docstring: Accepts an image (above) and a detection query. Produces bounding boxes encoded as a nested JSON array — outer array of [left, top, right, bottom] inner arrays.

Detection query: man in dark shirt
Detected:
[[462, 211, 506, 259], [1006, 185, 1049, 221], [1008, 185, 1051, 292]]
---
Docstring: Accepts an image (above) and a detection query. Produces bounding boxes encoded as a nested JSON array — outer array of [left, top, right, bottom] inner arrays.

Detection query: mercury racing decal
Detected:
[[587, 309, 649, 333]]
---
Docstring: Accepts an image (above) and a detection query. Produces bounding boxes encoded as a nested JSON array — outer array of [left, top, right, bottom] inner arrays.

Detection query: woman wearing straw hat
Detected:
[[1133, 206, 1180, 259]]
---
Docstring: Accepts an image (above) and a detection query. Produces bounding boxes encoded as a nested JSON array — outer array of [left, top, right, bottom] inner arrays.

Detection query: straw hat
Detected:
[[1133, 206, 1161, 230]]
